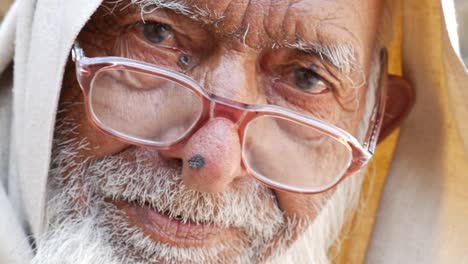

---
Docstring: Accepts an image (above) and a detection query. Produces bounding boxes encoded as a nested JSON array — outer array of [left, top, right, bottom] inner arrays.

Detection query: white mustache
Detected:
[[86, 147, 284, 238]]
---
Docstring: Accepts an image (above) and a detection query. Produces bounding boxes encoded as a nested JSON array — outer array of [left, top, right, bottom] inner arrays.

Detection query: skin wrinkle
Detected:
[[223, 0, 251, 36], [291, 2, 360, 45], [194, 48, 259, 103], [241, 0, 269, 48], [260, 0, 273, 43], [322, 62, 361, 112], [282, 0, 298, 45], [264, 0, 289, 47]]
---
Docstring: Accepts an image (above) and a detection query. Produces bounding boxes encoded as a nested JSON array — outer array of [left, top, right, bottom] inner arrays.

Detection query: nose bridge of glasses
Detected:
[[210, 94, 249, 125]]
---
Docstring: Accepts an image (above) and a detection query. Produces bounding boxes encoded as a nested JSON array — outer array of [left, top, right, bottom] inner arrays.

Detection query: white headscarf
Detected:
[[0, 0, 466, 263]]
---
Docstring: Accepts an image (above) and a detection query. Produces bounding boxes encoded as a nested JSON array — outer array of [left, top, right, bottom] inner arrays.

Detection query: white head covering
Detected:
[[0, 0, 466, 263], [0, 1, 102, 262]]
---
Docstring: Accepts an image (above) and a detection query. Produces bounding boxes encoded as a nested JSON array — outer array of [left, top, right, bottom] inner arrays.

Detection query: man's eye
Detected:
[[293, 68, 329, 94], [142, 22, 173, 44]]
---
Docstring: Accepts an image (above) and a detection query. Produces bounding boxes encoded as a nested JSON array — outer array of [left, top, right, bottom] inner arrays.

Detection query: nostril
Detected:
[[173, 158, 183, 169], [187, 154, 206, 169], [159, 154, 183, 170]]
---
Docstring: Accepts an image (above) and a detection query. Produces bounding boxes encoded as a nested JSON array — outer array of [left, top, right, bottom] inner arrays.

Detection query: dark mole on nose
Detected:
[[188, 154, 206, 169]]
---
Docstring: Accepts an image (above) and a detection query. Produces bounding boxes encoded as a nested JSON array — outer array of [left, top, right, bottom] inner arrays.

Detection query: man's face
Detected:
[[44, 0, 384, 262]]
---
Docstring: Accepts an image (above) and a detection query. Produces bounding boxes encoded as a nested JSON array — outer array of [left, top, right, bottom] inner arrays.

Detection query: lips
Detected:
[[112, 200, 226, 247]]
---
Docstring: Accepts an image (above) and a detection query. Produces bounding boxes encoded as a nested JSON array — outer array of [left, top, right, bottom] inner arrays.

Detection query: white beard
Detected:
[[30, 210, 120, 264], [32, 134, 292, 263], [268, 170, 367, 264], [30, 129, 366, 264]]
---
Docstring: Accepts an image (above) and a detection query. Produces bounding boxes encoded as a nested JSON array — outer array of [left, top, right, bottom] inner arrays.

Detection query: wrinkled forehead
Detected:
[[129, 0, 384, 67]]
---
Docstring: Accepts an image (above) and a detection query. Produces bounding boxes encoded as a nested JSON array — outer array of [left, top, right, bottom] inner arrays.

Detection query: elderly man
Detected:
[[0, 0, 467, 263]]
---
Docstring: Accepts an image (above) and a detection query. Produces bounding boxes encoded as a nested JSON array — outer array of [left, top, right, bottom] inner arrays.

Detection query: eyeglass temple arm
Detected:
[[362, 49, 388, 154], [363, 104, 381, 154], [71, 42, 85, 62]]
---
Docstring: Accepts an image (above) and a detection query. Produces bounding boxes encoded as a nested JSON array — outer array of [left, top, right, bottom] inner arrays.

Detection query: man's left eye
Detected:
[[142, 21, 173, 44], [293, 67, 330, 94]]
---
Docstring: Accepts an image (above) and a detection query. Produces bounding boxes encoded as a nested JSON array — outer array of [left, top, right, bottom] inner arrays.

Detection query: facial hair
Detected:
[[31, 115, 367, 264], [31, 115, 304, 264]]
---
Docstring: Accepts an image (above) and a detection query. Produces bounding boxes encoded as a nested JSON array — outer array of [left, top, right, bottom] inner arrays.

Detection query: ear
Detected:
[[378, 75, 415, 142]]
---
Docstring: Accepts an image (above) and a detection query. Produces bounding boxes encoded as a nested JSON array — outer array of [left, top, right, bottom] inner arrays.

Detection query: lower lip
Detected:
[[112, 200, 224, 247]]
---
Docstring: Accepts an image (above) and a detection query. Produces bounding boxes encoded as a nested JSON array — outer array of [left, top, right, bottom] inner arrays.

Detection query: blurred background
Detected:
[[0, 0, 467, 65]]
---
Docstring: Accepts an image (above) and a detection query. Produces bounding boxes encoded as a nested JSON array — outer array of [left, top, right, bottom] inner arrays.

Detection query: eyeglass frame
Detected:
[[70, 42, 387, 194]]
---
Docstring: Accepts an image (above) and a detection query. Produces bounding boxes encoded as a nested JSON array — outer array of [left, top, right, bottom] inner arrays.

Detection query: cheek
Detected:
[[342, 84, 368, 134], [329, 81, 367, 135], [58, 62, 129, 160], [274, 189, 333, 220], [115, 33, 182, 70]]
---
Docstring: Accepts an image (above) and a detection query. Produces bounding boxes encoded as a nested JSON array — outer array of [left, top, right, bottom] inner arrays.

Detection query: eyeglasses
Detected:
[[71, 43, 386, 194]]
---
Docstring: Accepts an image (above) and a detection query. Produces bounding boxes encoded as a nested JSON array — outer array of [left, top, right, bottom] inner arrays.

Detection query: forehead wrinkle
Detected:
[[312, 6, 362, 51]]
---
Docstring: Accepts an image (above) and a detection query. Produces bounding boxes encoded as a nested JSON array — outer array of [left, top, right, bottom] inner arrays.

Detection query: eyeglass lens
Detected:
[[243, 116, 351, 191], [90, 69, 203, 145]]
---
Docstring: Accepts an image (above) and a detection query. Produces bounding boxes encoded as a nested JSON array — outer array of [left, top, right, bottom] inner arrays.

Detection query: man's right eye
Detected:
[[142, 22, 173, 44], [293, 67, 330, 94]]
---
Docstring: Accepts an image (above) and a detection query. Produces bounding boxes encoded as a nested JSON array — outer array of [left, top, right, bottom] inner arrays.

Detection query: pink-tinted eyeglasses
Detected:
[[71, 43, 387, 194]]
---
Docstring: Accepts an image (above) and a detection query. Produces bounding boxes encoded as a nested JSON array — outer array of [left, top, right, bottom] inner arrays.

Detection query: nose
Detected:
[[162, 118, 243, 193]]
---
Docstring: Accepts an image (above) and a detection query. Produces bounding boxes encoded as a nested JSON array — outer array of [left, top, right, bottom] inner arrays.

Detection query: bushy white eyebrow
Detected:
[[131, 0, 191, 15], [285, 39, 359, 74]]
